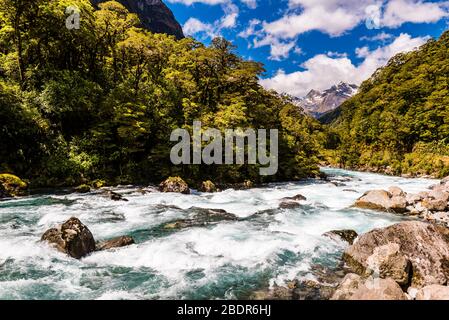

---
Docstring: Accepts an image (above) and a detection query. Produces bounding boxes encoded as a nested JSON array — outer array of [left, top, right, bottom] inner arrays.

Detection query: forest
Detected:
[[1, 0, 448, 191], [0, 0, 323, 188], [324, 30, 449, 178]]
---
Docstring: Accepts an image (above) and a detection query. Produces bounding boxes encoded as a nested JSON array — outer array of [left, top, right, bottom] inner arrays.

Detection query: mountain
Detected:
[[293, 82, 358, 118], [326, 31, 449, 178], [92, 0, 184, 39]]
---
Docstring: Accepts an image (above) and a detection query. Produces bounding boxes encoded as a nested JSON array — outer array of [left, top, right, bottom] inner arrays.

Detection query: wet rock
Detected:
[[0, 174, 28, 197], [106, 190, 128, 202], [164, 208, 238, 230], [159, 177, 190, 194], [343, 221, 449, 288], [41, 217, 96, 259], [97, 236, 135, 251], [279, 194, 307, 209], [343, 189, 358, 193], [75, 184, 91, 193], [200, 180, 217, 193], [365, 243, 411, 287], [283, 194, 307, 201], [415, 285, 449, 300], [279, 200, 302, 209], [323, 230, 358, 245]]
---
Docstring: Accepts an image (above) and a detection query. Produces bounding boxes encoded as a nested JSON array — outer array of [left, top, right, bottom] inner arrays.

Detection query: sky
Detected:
[[165, 0, 449, 97]]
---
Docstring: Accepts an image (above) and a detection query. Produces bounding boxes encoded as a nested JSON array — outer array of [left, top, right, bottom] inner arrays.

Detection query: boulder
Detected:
[[200, 180, 217, 193], [343, 221, 449, 288], [97, 236, 135, 251], [330, 274, 364, 300], [279, 194, 307, 209], [0, 173, 28, 197], [415, 285, 449, 300], [349, 278, 408, 300], [164, 208, 238, 230], [354, 190, 393, 212], [159, 177, 190, 194], [75, 184, 91, 193], [406, 193, 424, 205], [323, 230, 358, 245], [365, 243, 411, 287], [107, 191, 128, 202], [279, 200, 302, 209], [428, 190, 449, 202], [388, 187, 405, 197], [421, 199, 448, 212], [41, 217, 96, 259], [283, 194, 307, 201]]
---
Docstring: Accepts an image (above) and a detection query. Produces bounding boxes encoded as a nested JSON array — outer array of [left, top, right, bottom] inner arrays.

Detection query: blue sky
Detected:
[[165, 0, 449, 96]]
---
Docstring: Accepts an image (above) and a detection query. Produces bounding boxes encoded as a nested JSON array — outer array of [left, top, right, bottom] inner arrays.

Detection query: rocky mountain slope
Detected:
[[293, 82, 358, 118], [92, 0, 184, 39]]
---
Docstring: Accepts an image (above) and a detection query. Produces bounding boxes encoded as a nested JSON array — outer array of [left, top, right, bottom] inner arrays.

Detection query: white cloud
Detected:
[[241, 0, 448, 60], [183, 17, 217, 38], [167, 0, 256, 8], [182, 1, 240, 38], [260, 33, 429, 97], [382, 0, 449, 27], [361, 31, 394, 42]]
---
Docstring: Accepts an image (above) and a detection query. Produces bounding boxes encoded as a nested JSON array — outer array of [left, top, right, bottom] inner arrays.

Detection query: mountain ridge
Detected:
[[91, 0, 184, 39], [293, 82, 358, 118]]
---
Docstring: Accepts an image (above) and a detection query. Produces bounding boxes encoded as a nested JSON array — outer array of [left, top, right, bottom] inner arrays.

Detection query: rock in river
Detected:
[[323, 230, 358, 245], [343, 221, 449, 288], [97, 236, 135, 251], [159, 177, 190, 194], [41, 217, 96, 259]]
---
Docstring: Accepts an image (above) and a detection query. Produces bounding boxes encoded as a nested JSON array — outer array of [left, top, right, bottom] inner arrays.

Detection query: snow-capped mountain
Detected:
[[293, 82, 358, 118]]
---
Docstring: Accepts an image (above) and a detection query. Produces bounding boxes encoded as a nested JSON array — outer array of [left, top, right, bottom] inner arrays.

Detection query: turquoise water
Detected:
[[0, 169, 436, 300]]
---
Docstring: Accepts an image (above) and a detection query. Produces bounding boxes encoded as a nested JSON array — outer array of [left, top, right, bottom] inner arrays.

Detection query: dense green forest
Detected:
[[323, 31, 449, 178], [0, 0, 323, 188]]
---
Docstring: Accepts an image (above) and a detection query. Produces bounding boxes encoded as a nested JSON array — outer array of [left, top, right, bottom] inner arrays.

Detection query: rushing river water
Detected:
[[0, 168, 437, 300]]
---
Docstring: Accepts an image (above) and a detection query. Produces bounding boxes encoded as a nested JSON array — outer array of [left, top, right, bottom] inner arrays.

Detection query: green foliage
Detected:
[[0, 0, 321, 187], [327, 31, 449, 177]]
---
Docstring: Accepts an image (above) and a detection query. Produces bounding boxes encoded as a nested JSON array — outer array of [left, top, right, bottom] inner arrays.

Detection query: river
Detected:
[[0, 168, 436, 300]]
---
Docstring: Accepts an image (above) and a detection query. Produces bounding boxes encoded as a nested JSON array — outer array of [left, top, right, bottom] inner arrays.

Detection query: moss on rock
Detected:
[[0, 173, 28, 197]]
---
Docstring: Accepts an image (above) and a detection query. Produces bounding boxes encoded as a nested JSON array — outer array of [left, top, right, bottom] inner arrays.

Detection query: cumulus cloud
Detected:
[[182, 1, 240, 38], [241, 0, 448, 60], [259, 33, 429, 97]]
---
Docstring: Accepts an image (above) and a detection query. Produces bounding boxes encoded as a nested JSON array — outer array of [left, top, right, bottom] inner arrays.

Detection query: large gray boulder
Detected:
[[41, 217, 96, 259], [343, 221, 449, 288]]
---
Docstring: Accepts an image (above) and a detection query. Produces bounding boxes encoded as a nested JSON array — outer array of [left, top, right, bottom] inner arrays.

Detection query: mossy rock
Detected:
[[75, 184, 91, 193], [200, 180, 217, 193], [159, 177, 190, 194], [0, 173, 28, 197], [92, 179, 106, 189]]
